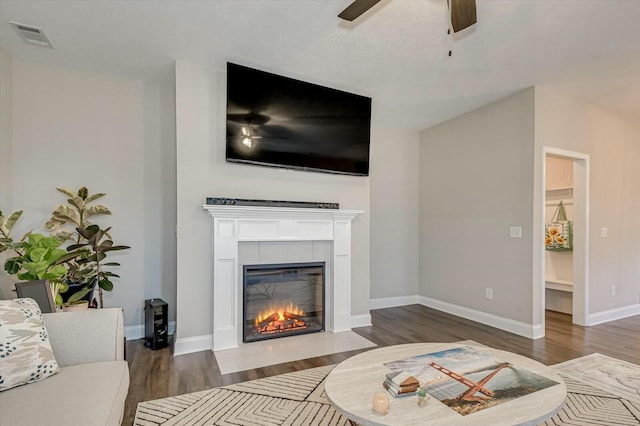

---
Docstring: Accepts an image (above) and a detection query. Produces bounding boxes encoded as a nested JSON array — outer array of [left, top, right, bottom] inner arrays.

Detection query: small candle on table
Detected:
[[372, 391, 389, 415]]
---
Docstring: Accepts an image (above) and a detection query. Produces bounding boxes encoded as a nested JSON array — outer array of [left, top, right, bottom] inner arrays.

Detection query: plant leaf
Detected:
[[4, 258, 21, 274], [98, 278, 113, 292], [88, 252, 107, 262], [4, 210, 24, 234], [42, 265, 67, 280], [17, 271, 37, 280], [103, 245, 130, 252], [40, 237, 62, 249], [21, 262, 39, 277], [67, 287, 92, 303], [85, 205, 112, 218], [44, 217, 66, 230], [51, 230, 74, 242], [75, 227, 91, 240], [56, 187, 77, 198], [96, 241, 114, 251], [27, 233, 44, 246], [49, 248, 67, 263], [29, 247, 48, 263], [86, 224, 100, 235], [84, 193, 106, 203], [67, 196, 84, 211], [91, 229, 105, 246], [52, 205, 81, 226]]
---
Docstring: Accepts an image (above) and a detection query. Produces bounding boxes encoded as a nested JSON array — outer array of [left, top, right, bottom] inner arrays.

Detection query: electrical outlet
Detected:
[[611, 285, 616, 296], [485, 288, 493, 300]]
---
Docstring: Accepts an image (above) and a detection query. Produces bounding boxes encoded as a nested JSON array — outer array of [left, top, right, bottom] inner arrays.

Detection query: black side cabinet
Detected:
[[144, 298, 168, 350]]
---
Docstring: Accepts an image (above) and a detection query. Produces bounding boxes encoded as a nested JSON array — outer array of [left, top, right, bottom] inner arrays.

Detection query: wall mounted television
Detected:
[[226, 63, 372, 176]]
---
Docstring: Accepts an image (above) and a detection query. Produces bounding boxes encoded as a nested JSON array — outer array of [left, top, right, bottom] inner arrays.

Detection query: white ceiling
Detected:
[[1, 0, 639, 130]]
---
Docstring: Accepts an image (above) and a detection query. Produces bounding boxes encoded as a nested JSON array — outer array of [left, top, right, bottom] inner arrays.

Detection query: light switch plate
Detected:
[[601, 227, 608, 237], [509, 226, 522, 238]]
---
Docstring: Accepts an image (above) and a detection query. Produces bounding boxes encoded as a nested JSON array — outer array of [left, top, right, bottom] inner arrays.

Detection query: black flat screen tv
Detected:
[[226, 63, 372, 176]]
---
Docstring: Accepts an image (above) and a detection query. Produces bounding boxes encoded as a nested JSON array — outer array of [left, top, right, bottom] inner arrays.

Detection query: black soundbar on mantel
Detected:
[[206, 197, 339, 210]]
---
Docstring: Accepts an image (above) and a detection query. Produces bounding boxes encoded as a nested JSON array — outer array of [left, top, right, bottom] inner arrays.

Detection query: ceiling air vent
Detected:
[[10, 22, 54, 48]]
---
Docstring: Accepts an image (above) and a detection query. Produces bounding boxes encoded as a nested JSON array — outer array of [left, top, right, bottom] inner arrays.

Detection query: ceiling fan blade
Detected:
[[450, 0, 477, 33], [338, 0, 382, 21]]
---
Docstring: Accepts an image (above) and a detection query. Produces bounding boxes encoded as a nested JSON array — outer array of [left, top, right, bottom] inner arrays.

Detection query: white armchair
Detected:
[[0, 308, 130, 426]]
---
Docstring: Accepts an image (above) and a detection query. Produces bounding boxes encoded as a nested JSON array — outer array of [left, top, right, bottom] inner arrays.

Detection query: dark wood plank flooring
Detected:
[[123, 305, 640, 425]]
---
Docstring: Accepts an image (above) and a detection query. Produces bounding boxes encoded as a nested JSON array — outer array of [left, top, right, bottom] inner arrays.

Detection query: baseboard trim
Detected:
[[370, 295, 420, 310], [587, 304, 640, 326], [418, 296, 539, 339], [124, 321, 176, 341], [174, 334, 213, 356], [351, 313, 372, 328], [532, 323, 545, 339]]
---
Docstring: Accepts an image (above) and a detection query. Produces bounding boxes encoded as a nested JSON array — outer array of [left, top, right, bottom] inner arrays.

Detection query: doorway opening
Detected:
[[541, 147, 589, 331], [544, 156, 574, 318]]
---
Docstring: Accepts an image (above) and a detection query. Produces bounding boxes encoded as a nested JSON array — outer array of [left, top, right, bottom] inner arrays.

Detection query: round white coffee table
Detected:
[[324, 343, 566, 426]]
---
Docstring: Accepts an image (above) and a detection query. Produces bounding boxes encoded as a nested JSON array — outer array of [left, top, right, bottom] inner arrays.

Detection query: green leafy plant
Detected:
[[2, 232, 84, 306], [2, 187, 129, 308], [67, 225, 129, 308], [45, 187, 112, 243], [45, 187, 129, 308], [5, 233, 67, 279]]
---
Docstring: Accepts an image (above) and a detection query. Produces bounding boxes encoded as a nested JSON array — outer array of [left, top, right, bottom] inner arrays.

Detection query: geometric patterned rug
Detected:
[[541, 353, 640, 426], [134, 355, 640, 425]]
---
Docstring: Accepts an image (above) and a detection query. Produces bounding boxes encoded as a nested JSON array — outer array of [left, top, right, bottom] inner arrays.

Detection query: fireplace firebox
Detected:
[[243, 262, 325, 343]]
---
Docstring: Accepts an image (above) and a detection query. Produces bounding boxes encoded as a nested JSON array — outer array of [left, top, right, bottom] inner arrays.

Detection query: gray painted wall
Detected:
[[369, 127, 419, 300], [0, 48, 14, 299], [534, 87, 640, 317], [0, 48, 11, 213], [0, 57, 177, 326], [419, 88, 536, 323]]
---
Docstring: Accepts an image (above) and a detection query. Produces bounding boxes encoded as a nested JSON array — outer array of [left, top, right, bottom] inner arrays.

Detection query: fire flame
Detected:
[[255, 302, 304, 326]]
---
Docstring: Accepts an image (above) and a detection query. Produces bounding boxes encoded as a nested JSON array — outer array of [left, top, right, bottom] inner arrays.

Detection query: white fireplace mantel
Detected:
[[203, 204, 363, 351]]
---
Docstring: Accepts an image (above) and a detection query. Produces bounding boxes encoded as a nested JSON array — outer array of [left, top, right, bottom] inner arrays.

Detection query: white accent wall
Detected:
[[0, 57, 177, 327], [174, 61, 372, 343]]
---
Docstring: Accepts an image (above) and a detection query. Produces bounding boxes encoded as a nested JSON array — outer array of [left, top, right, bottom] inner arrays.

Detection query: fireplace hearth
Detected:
[[243, 262, 325, 343]]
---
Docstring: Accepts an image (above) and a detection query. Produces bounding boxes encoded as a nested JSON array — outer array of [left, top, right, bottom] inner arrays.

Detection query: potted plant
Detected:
[[66, 225, 129, 308], [1, 228, 87, 308], [45, 187, 130, 308]]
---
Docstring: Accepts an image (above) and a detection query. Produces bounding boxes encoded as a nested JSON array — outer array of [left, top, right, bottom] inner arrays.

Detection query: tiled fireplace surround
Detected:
[[203, 204, 363, 351]]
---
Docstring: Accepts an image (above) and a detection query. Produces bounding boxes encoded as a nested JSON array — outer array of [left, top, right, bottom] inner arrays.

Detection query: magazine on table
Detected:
[[382, 346, 559, 415]]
